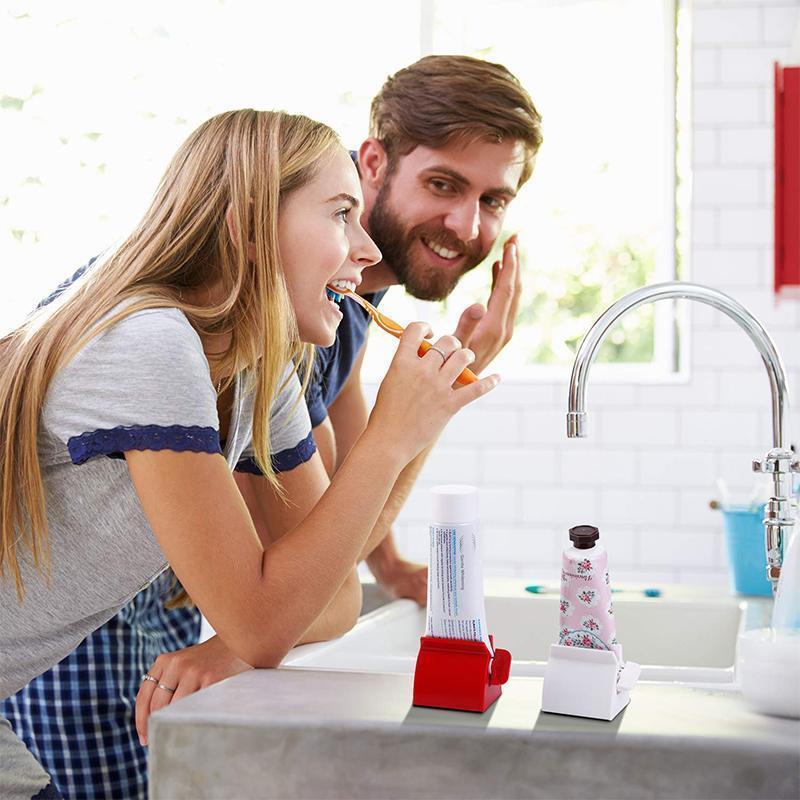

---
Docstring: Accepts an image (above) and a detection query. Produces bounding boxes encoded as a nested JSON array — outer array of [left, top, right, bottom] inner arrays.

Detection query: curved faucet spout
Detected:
[[566, 281, 789, 449], [566, 280, 796, 591]]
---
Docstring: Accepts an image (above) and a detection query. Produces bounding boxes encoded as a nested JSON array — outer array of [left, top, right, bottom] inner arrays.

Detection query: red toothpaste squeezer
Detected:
[[412, 635, 512, 712]]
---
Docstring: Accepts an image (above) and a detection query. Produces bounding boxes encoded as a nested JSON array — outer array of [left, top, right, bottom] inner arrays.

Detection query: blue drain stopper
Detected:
[[643, 588, 662, 598]]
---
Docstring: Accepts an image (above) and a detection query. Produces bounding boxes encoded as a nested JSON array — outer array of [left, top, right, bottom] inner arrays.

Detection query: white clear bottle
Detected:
[[424, 485, 492, 652]]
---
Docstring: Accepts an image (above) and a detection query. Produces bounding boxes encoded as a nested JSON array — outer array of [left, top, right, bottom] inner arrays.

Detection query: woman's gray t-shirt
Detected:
[[0, 305, 314, 699]]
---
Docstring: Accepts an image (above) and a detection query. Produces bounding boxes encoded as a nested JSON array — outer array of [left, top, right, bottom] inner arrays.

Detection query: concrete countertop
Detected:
[[150, 667, 799, 799]]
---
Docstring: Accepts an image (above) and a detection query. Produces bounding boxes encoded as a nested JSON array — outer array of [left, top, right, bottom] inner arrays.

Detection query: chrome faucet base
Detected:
[[754, 447, 800, 590]]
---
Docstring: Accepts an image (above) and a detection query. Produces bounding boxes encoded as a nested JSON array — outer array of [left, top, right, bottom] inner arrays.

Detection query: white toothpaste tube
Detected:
[[425, 485, 493, 652]]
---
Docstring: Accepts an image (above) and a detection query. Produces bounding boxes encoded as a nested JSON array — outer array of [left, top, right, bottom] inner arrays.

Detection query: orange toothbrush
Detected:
[[328, 287, 478, 386]]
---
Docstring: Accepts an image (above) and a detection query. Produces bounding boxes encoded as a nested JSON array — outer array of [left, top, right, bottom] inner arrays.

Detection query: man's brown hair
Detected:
[[369, 54, 543, 187]]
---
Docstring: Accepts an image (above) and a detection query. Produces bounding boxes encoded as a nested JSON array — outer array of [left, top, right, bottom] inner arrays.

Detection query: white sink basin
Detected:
[[284, 581, 770, 684]]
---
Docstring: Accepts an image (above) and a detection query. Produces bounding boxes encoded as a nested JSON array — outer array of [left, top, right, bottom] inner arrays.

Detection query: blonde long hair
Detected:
[[0, 109, 340, 600]]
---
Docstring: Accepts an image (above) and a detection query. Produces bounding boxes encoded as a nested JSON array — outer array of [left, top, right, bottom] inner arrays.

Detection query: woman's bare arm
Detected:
[[126, 428, 401, 667], [127, 324, 498, 668], [234, 455, 362, 642]]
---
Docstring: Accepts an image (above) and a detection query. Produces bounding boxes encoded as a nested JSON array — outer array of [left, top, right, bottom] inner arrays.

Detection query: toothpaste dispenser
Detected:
[[412, 635, 512, 712], [541, 644, 641, 721]]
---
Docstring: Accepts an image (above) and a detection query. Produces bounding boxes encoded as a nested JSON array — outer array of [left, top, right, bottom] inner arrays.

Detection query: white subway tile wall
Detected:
[[365, 0, 800, 588]]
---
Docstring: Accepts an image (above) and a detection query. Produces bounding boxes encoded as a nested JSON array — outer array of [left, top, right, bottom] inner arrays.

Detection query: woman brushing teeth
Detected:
[[0, 109, 500, 798]]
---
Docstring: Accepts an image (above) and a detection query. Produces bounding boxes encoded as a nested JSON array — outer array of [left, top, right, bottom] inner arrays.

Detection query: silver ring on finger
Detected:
[[156, 682, 176, 694], [428, 345, 448, 364], [141, 673, 158, 685]]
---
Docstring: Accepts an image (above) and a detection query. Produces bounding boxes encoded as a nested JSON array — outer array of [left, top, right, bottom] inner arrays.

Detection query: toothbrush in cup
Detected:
[[325, 285, 478, 386]]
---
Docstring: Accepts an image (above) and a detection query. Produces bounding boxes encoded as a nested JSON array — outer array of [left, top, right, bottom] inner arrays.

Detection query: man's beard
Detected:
[[367, 181, 485, 301]]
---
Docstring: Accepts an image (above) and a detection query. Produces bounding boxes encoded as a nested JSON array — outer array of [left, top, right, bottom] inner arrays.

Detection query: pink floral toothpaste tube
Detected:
[[558, 524, 622, 659]]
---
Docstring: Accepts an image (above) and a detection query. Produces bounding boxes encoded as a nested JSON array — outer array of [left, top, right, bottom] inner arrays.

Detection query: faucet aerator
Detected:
[[566, 412, 587, 438]]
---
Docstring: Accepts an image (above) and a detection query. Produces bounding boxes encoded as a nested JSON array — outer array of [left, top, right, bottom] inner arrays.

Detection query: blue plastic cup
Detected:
[[720, 504, 773, 597]]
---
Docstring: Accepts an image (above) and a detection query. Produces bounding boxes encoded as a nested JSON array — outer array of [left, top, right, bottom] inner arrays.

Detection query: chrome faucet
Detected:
[[566, 281, 799, 590]]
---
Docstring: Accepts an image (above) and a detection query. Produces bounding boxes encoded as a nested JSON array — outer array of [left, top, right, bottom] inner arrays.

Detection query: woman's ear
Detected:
[[225, 205, 257, 262], [357, 138, 389, 190]]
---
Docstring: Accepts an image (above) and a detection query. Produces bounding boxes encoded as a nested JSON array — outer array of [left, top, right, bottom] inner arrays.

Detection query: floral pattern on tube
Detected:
[[558, 546, 621, 658]]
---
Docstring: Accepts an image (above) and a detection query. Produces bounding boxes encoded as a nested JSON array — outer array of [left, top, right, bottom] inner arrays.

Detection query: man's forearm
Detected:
[[327, 343, 432, 571], [359, 441, 434, 563], [364, 530, 403, 581]]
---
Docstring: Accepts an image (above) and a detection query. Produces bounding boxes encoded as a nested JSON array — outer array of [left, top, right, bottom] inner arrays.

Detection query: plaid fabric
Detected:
[[1, 571, 200, 800]]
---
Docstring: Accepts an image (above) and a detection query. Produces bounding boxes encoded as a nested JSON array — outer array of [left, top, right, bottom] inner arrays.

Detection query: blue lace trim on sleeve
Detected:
[[67, 424, 222, 465], [234, 457, 264, 476], [234, 431, 317, 476]]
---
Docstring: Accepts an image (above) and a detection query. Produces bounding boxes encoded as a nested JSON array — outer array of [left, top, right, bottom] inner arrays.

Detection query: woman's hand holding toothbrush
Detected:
[[367, 321, 500, 465]]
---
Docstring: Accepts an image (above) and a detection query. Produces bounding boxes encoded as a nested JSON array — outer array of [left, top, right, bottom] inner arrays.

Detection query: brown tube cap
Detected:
[[569, 524, 599, 550]]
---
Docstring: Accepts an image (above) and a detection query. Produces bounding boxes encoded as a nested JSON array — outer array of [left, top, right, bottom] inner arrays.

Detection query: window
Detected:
[[1, 1, 687, 380], [0, 1, 422, 327]]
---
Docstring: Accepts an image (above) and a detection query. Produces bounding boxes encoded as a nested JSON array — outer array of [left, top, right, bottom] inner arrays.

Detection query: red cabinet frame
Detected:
[[775, 62, 800, 298]]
